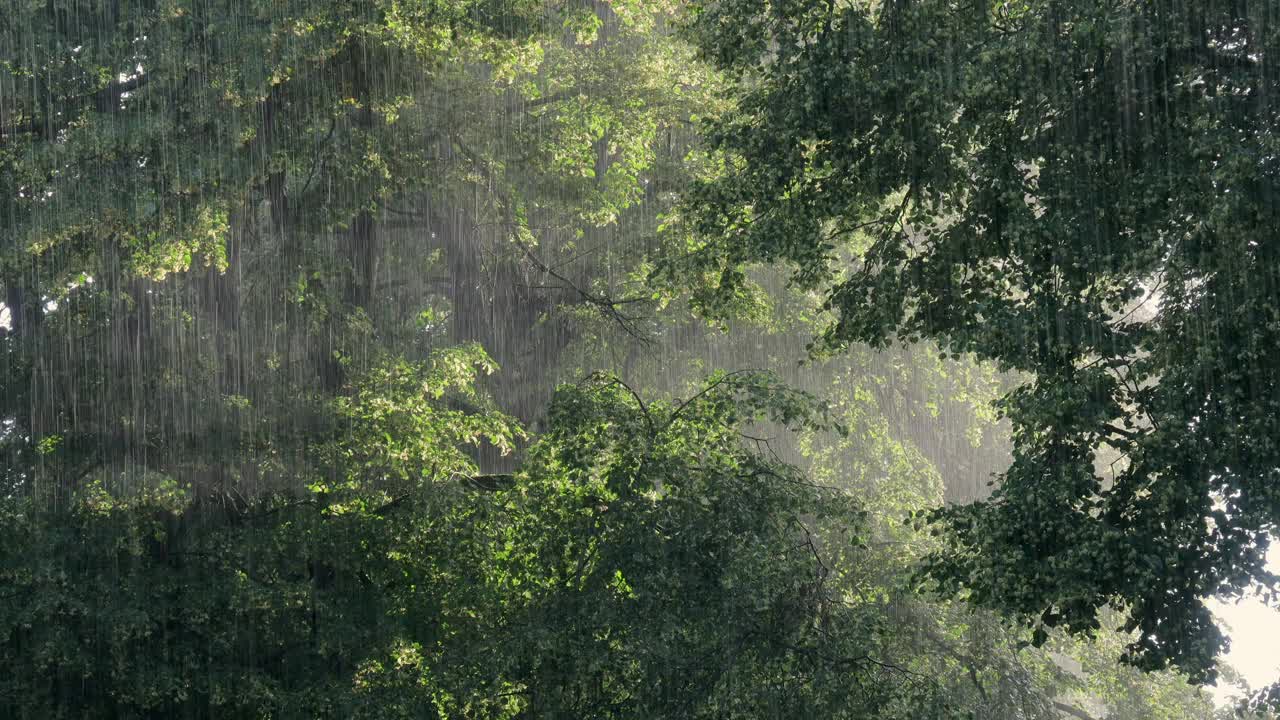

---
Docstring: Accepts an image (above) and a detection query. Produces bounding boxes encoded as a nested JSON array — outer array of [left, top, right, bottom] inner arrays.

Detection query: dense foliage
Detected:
[[1, 0, 710, 495], [0, 0, 1266, 717], [673, 0, 1280, 687], [1, 357, 1227, 718], [0, 362, 888, 718]]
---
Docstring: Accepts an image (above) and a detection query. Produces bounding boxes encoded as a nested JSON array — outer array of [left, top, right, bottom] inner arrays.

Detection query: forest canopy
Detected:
[[671, 0, 1280, 689], [0, 0, 1276, 718]]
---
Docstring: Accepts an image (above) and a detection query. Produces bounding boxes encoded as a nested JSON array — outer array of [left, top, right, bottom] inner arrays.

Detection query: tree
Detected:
[[0, 346, 522, 719], [5, 352, 1220, 718], [0, 362, 912, 718], [0, 0, 711, 496], [671, 0, 1280, 684], [571, 268, 1224, 719], [0, 0, 1257, 716]]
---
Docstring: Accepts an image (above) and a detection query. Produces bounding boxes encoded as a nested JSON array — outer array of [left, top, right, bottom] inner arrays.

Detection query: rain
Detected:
[[1, 0, 1277, 718]]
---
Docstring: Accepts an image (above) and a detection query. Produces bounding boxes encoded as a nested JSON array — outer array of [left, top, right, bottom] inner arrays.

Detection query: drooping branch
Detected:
[[449, 133, 653, 343], [507, 229, 652, 342]]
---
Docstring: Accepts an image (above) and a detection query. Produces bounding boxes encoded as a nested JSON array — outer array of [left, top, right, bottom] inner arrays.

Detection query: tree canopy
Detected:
[[0, 0, 1270, 717], [0, 362, 888, 718], [672, 0, 1280, 685]]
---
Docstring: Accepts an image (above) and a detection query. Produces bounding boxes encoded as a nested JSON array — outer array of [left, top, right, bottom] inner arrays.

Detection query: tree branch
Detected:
[[450, 133, 652, 343], [1, 74, 151, 143], [1053, 700, 1100, 720]]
